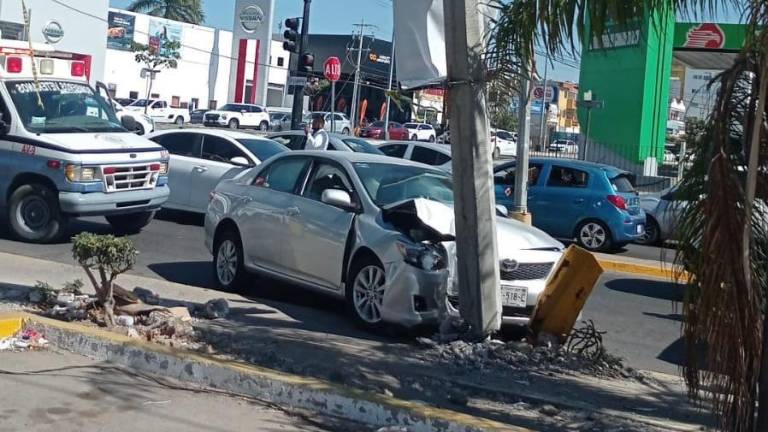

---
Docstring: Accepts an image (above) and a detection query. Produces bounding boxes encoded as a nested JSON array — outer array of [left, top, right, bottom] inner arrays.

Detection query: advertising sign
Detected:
[[148, 18, 183, 57], [106, 11, 135, 51], [673, 22, 746, 51]]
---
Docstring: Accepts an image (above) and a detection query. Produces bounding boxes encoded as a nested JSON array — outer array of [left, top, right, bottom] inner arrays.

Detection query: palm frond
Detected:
[[127, 0, 204, 24]]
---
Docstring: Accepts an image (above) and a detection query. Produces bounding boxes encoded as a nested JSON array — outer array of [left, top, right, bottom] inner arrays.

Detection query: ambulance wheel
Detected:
[[8, 183, 68, 244]]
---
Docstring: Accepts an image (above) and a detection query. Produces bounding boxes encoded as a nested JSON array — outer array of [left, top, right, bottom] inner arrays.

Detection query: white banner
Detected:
[[393, 0, 447, 89]]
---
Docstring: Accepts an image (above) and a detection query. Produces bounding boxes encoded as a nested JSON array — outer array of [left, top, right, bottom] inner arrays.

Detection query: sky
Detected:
[[109, 0, 749, 84]]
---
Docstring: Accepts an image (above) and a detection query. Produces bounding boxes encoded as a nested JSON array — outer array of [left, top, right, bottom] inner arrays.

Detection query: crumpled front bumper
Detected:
[[378, 260, 448, 328]]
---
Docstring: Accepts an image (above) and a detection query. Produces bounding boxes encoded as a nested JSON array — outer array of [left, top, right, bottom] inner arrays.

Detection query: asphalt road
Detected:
[[0, 212, 684, 374]]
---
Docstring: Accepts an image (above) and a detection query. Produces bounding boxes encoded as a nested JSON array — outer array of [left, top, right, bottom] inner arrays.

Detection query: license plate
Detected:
[[637, 224, 645, 234], [501, 285, 527, 308]]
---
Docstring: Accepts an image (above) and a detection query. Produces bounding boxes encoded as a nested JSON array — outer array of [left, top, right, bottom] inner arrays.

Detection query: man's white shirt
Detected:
[[306, 129, 329, 150]]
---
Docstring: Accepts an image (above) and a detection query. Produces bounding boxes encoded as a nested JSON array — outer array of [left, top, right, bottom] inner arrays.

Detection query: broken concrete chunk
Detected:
[[167, 306, 192, 322], [540, 404, 561, 416], [202, 298, 229, 319], [132, 287, 160, 305]]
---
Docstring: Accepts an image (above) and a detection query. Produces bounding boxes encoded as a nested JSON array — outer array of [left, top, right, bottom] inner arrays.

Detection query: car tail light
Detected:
[[606, 195, 628, 211], [71, 61, 85, 77], [103, 167, 117, 175], [6, 57, 22, 73]]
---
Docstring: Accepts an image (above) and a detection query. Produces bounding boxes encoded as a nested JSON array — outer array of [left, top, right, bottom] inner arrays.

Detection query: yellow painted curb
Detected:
[[0, 315, 23, 338], [0, 312, 531, 432], [597, 259, 687, 280]]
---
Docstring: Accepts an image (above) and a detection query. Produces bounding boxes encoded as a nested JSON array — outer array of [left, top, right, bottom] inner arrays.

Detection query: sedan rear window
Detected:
[[610, 174, 635, 193]]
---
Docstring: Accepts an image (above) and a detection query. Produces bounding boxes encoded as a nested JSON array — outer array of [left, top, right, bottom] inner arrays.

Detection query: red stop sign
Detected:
[[323, 56, 341, 82]]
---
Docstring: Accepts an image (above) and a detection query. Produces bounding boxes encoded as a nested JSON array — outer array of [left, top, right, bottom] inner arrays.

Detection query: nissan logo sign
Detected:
[[42, 20, 64, 44], [239, 5, 265, 33]]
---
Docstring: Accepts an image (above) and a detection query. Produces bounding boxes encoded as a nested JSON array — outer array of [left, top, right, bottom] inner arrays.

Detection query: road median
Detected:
[[596, 254, 687, 280]]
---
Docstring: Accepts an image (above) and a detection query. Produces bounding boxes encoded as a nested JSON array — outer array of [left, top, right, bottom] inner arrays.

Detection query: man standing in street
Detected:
[[306, 114, 329, 150]]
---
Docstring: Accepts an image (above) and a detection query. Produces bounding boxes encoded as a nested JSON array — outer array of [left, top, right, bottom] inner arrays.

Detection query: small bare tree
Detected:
[[72, 233, 137, 327], [131, 39, 181, 113]]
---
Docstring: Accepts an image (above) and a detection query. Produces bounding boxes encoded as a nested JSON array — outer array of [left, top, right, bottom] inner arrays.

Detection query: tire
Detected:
[[411, 134, 418, 141], [575, 220, 613, 252], [636, 217, 661, 246], [8, 183, 68, 243], [346, 255, 387, 331], [493, 147, 501, 160], [105, 211, 155, 235], [212, 229, 249, 292], [135, 123, 145, 135], [175, 116, 184, 126], [341, 128, 350, 135], [428, 135, 436, 142], [228, 119, 239, 129], [259, 121, 269, 131]]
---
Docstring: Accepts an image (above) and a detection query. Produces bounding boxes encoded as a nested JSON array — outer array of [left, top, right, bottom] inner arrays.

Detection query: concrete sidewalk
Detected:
[[0, 251, 712, 431], [0, 350, 356, 432]]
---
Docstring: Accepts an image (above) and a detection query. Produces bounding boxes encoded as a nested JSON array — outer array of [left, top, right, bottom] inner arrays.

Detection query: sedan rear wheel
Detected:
[[636, 217, 661, 246], [576, 220, 613, 252], [347, 257, 386, 330]]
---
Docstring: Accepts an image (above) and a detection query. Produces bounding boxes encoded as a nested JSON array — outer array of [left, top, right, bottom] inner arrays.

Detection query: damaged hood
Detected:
[[381, 198, 562, 251]]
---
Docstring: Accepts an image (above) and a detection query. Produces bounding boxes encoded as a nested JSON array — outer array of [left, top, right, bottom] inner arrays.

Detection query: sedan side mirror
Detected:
[[230, 156, 250, 167], [321, 189, 354, 210], [495, 205, 509, 218], [120, 115, 137, 131]]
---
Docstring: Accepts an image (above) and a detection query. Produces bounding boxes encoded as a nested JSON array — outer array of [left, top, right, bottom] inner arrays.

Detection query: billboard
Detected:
[[148, 18, 183, 57], [106, 11, 135, 51]]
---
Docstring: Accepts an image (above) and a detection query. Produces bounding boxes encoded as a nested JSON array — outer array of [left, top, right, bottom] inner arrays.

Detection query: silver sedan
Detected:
[[204, 151, 563, 329]]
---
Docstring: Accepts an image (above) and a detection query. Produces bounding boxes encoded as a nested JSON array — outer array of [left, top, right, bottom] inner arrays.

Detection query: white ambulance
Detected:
[[0, 41, 170, 243]]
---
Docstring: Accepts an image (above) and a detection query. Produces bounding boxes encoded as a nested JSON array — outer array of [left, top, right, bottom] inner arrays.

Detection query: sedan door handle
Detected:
[[193, 165, 208, 172], [285, 206, 301, 216]]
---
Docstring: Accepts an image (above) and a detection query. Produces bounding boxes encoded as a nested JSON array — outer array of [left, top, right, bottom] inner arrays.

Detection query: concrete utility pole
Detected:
[[383, 30, 395, 140], [349, 21, 374, 129], [443, 0, 501, 338], [513, 61, 533, 218]]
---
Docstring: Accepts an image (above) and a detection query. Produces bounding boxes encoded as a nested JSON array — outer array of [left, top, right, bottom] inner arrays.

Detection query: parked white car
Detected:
[[126, 99, 190, 125], [204, 103, 271, 130], [548, 139, 579, 154], [113, 101, 154, 135], [379, 141, 453, 173], [302, 111, 352, 134], [403, 123, 437, 142], [491, 129, 517, 158], [147, 129, 288, 213]]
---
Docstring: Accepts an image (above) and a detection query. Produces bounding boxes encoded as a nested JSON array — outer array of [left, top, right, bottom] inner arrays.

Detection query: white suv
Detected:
[[403, 122, 437, 142], [204, 103, 271, 130]]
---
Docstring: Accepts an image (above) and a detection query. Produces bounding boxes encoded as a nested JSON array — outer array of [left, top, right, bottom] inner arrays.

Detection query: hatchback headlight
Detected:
[[65, 165, 100, 182], [397, 242, 447, 271]]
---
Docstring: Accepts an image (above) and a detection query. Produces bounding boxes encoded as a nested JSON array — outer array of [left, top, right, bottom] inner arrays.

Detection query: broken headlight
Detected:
[[396, 242, 447, 271]]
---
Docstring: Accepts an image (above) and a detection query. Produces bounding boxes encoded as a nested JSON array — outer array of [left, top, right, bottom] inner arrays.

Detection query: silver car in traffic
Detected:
[[204, 152, 563, 329]]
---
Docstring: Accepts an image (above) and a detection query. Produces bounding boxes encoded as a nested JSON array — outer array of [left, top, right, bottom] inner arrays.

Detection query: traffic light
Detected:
[[283, 18, 300, 53], [300, 52, 314, 74]]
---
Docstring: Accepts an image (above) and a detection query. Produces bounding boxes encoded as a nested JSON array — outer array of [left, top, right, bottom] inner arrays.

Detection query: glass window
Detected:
[[236, 139, 288, 163], [334, 113, 344, 121], [610, 174, 636, 193], [379, 144, 408, 158], [493, 164, 542, 187], [154, 133, 201, 157], [547, 166, 589, 188], [255, 157, 309, 194], [277, 57, 285, 67], [250, 105, 263, 113], [341, 138, 384, 155], [412, 146, 450, 166], [303, 162, 354, 202], [404, 123, 418, 129], [419, 124, 431, 130], [201, 135, 248, 163], [353, 162, 453, 207], [268, 134, 306, 150]]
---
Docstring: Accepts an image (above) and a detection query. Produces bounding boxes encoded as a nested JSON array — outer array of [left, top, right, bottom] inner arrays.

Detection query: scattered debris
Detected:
[[0, 327, 49, 352], [132, 287, 160, 305], [201, 298, 229, 319], [540, 404, 561, 417], [376, 427, 409, 432], [115, 315, 135, 327]]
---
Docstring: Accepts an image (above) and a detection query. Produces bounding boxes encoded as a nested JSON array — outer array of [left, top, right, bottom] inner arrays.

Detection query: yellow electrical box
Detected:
[[529, 245, 604, 342]]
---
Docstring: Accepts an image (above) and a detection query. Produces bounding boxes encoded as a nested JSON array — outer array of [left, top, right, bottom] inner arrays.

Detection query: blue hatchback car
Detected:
[[494, 158, 646, 252]]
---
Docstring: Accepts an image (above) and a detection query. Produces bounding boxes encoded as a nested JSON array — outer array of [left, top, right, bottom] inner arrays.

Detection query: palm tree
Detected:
[[127, 0, 205, 25], [486, 1, 767, 430]]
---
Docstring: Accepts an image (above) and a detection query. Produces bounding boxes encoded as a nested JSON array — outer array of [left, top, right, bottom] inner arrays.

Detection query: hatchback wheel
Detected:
[[213, 230, 248, 291], [576, 220, 613, 252], [228, 119, 239, 129], [347, 257, 386, 329], [259, 121, 269, 131], [428, 135, 436, 142]]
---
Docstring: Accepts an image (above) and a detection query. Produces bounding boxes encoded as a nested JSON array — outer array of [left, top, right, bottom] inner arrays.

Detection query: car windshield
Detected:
[[236, 139, 288, 161], [6, 81, 124, 134], [354, 162, 454, 207], [341, 138, 384, 155], [130, 99, 153, 107]]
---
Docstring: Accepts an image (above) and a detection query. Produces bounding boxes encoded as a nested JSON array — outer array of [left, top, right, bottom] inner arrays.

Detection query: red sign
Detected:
[[323, 56, 341, 82], [684, 23, 725, 49]]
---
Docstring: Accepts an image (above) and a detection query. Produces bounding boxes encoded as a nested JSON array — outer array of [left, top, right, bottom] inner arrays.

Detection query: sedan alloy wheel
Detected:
[[216, 239, 238, 286], [352, 265, 386, 324]]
